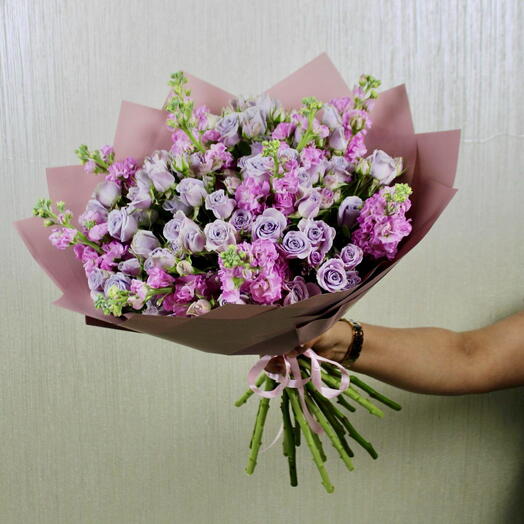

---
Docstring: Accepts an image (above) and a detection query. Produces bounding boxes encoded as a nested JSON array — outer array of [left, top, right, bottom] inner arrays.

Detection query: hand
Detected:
[[265, 320, 354, 374]]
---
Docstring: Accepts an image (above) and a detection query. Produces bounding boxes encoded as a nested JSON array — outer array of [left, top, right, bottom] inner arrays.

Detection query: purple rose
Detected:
[[283, 276, 322, 305], [142, 150, 175, 192], [204, 220, 237, 252], [134, 209, 158, 229], [346, 270, 361, 288], [281, 230, 312, 259], [188, 152, 213, 176], [107, 208, 138, 242], [337, 196, 363, 228], [162, 196, 191, 215], [87, 268, 111, 291], [229, 209, 253, 232], [127, 185, 152, 210], [240, 106, 266, 138], [255, 93, 282, 120], [79, 199, 108, 227], [368, 150, 402, 185], [308, 249, 325, 267], [298, 219, 335, 254], [205, 189, 236, 220], [118, 258, 142, 276], [144, 248, 176, 271], [179, 219, 206, 252], [316, 258, 349, 292], [252, 208, 287, 241], [329, 127, 348, 151], [163, 210, 187, 243], [239, 153, 273, 178], [93, 181, 121, 208], [327, 155, 351, 175], [223, 172, 242, 195], [320, 104, 342, 130], [340, 244, 363, 269], [176, 177, 208, 207], [216, 113, 240, 147], [297, 190, 322, 219], [186, 298, 212, 316], [103, 272, 131, 296], [131, 230, 161, 257]]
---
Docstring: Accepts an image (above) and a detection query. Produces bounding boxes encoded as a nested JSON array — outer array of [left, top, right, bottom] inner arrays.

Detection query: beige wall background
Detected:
[[1, 0, 523, 523]]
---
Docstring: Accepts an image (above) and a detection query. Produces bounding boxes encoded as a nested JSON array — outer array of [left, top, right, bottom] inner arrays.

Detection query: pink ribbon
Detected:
[[247, 348, 350, 436]]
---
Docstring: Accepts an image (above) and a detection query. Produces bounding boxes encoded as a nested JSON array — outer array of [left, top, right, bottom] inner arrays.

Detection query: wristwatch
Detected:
[[340, 318, 364, 367]]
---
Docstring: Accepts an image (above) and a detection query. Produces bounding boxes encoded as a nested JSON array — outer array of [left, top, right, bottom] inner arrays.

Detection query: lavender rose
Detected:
[[107, 208, 138, 242], [204, 220, 237, 252], [298, 219, 335, 253], [163, 210, 187, 243], [328, 127, 348, 151], [252, 208, 287, 241], [229, 208, 252, 232], [340, 243, 364, 269], [93, 181, 121, 208], [162, 196, 191, 215], [179, 219, 206, 252], [103, 272, 131, 296], [240, 106, 266, 138], [176, 177, 208, 207], [283, 276, 321, 305], [79, 199, 108, 227], [297, 190, 322, 219], [144, 248, 176, 271], [127, 185, 152, 210], [131, 230, 161, 257], [205, 189, 236, 220], [216, 113, 240, 147], [239, 153, 273, 178], [316, 258, 349, 292], [337, 195, 363, 228], [368, 150, 402, 185], [186, 298, 212, 316], [118, 258, 142, 277], [346, 270, 361, 288], [87, 268, 111, 291], [320, 104, 342, 130], [281, 230, 312, 259]]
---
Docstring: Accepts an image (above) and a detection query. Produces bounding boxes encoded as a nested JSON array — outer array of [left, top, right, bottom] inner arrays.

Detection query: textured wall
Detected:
[[1, 1, 523, 523]]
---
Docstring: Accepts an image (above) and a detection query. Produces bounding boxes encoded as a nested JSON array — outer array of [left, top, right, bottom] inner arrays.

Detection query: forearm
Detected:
[[351, 324, 473, 395]]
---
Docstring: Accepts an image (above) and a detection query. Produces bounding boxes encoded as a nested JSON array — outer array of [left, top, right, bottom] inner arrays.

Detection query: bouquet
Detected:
[[16, 54, 460, 492]]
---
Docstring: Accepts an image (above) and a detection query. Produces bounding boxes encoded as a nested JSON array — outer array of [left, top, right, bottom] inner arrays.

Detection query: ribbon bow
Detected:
[[247, 348, 350, 436]]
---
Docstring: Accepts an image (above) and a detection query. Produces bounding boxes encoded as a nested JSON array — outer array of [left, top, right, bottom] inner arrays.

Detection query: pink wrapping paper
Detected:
[[15, 54, 460, 355]]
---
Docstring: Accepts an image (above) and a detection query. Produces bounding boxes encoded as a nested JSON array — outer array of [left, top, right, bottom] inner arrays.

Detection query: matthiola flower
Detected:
[[171, 129, 192, 155], [100, 241, 127, 270], [280, 230, 312, 259], [345, 133, 367, 164], [216, 113, 240, 147], [337, 196, 363, 228], [204, 220, 237, 252], [146, 267, 175, 289], [131, 230, 161, 257], [329, 127, 348, 151], [320, 104, 342, 130], [249, 271, 282, 305], [252, 208, 287, 241], [205, 143, 234, 171], [223, 172, 242, 195], [176, 177, 207, 207], [205, 189, 235, 219], [88, 222, 108, 242], [272, 122, 295, 140], [229, 208, 252, 232], [316, 258, 349, 292], [49, 228, 77, 249], [106, 157, 138, 186], [368, 149, 402, 185], [107, 208, 138, 242], [352, 185, 412, 260], [128, 279, 148, 309], [340, 243, 364, 269], [251, 238, 279, 267], [93, 181, 121, 208], [194, 105, 210, 131], [235, 176, 270, 213]]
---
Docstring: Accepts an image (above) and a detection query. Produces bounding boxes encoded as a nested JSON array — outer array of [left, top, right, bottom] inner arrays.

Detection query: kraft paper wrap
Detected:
[[15, 54, 460, 356]]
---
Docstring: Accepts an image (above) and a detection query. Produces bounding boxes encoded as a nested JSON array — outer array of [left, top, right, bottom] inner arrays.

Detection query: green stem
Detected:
[[280, 390, 298, 487], [350, 375, 402, 411], [304, 394, 354, 472], [181, 124, 205, 153], [245, 376, 273, 475], [74, 233, 103, 254], [335, 409, 378, 460], [235, 374, 264, 407], [336, 395, 356, 413], [287, 388, 334, 493]]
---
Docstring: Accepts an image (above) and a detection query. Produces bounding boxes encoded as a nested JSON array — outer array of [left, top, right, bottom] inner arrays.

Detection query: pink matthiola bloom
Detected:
[[128, 279, 148, 310], [99, 241, 127, 270], [171, 129, 192, 155], [105, 157, 138, 186], [329, 97, 352, 113], [146, 267, 175, 289], [271, 122, 295, 140], [73, 244, 98, 263], [235, 176, 270, 213], [88, 222, 108, 242], [345, 133, 367, 164], [205, 143, 234, 170], [201, 129, 220, 143], [193, 105, 210, 131], [251, 239, 279, 267], [49, 228, 77, 250], [249, 270, 282, 305]]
